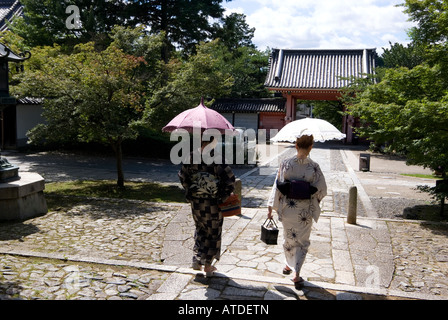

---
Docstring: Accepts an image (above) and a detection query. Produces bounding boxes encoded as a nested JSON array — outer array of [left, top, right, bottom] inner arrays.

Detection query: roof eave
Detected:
[[0, 43, 31, 62]]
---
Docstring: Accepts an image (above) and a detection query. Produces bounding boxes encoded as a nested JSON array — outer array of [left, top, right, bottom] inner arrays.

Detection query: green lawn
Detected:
[[400, 173, 442, 180], [45, 180, 186, 210]]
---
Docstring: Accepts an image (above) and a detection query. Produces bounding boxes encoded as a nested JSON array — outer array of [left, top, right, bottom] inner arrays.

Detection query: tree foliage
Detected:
[[226, 46, 270, 98], [12, 41, 150, 187], [145, 39, 234, 129], [212, 12, 255, 51], [403, 0, 448, 46], [10, 0, 233, 59], [11, 0, 129, 49], [308, 101, 344, 130], [381, 41, 425, 69], [144, 38, 270, 129], [5, 1, 271, 187], [345, 0, 448, 203], [348, 65, 448, 171], [127, 0, 230, 60]]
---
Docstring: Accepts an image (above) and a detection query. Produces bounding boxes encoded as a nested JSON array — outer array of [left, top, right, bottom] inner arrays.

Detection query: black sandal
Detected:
[[205, 266, 217, 277], [292, 277, 305, 289], [192, 261, 202, 271], [283, 267, 292, 275]]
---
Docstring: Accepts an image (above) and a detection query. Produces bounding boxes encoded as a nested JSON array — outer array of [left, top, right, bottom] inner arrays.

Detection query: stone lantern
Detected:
[[0, 43, 47, 221], [0, 43, 31, 148], [0, 43, 29, 181], [0, 150, 19, 182]]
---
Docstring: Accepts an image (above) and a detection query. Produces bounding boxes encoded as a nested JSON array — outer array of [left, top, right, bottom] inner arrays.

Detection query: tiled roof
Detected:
[[0, 0, 23, 32], [211, 98, 286, 113], [0, 42, 27, 61], [264, 48, 377, 90], [17, 97, 43, 105]]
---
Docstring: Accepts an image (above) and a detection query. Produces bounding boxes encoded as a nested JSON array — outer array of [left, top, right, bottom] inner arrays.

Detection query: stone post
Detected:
[[234, 178, 242, 202], [347, 186, 357, 225]]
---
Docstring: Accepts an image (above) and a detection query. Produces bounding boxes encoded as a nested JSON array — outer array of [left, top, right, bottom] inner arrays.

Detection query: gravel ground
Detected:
[[371, 197, 443, 221], [388, 221, 448, 296]]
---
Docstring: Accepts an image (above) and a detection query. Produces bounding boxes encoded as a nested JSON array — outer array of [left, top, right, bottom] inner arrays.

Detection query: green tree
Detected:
[[13, 42, 150, 188], [226, 46, 270, 98], [403, 0, 448, 46], [343, 0, 448, 206], [402, 0, 448, 77], [145, 39, 234, 129], [108, 26, 168, 93], [348, 64, 447, 166], [307, 101, 344, 130], [346, 63, 448, 213], [381, 41, 425, 69], [11, 0, 129, 49], [210, 12, 269, 98], [211, 12, 255, 51], [129, 0, 230, 61]]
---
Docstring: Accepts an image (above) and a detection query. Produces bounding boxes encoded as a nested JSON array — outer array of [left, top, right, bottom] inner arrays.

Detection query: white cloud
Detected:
[[226, 0, 415, 52], [223, 6, 245, 15]]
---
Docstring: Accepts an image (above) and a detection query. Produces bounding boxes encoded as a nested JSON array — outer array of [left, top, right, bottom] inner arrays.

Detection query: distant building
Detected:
[[1, 97, 44, 149], [264, 48, 377, 143], [211, 98, 286, 135], [0, 0, 23, 31]]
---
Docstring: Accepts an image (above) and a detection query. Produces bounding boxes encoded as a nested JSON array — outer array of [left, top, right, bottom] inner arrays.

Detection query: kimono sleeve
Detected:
[[178, 164, 192, 199], [216, 163, 236, 203], [267, 160, 285, 212], [311, 162, 327, 202]]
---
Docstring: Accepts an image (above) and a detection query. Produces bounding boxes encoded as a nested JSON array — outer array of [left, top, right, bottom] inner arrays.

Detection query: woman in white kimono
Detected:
[[267, 134, 327, 288]]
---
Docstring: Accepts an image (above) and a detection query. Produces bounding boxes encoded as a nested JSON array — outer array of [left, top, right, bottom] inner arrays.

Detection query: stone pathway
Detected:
[[1, 204, 447, 300], [0, 254, 169, 300], [0, 198, 181, 264], [0, 253, 404, 301], [1, 145, 447, 301], [388, 221, 448, 296]]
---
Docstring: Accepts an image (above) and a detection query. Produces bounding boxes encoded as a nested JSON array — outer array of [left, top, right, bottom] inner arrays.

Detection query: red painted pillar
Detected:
[[285, 93, 295, 124]]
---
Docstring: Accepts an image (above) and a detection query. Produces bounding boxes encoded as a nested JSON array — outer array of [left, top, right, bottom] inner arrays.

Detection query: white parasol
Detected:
[[270, 118, 346, 143]]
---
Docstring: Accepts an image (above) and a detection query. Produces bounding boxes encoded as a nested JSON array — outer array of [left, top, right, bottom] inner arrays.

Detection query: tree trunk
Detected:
[[160, 0, 170, 64], [111, 138, 125, 188], [441, 171, 446, 217]]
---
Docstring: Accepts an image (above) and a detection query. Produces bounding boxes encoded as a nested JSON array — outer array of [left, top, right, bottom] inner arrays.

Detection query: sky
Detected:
[[223, 0, 415, 54]]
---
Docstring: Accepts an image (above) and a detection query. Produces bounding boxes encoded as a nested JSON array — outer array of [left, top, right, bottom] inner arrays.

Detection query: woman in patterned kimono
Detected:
[[179, 137, 235, 276], [267, 134, 327, 288]]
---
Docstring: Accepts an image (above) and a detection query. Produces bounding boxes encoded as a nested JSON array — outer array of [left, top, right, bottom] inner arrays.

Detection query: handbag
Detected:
[[219, 194, 241, 217], [261, 218, 279, 245]]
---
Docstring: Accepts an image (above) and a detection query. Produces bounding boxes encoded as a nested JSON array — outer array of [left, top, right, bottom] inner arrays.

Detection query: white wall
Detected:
[[221, 112, 258, 131], [233, 113, 258, 131], [16, 104, 45, 147]]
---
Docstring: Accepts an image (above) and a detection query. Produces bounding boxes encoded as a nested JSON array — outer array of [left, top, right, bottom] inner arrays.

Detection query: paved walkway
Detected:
[[0, 144, 447, 301]]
